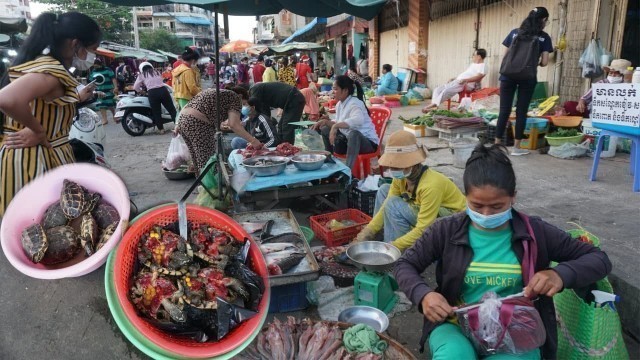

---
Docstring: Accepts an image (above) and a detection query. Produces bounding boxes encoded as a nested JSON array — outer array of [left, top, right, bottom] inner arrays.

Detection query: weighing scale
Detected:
[[346, 241, 401, 314]]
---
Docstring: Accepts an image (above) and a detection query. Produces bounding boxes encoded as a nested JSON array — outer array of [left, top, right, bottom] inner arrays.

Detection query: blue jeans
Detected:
[[374, 184, 418, 243], [231, 137, 248, 150]]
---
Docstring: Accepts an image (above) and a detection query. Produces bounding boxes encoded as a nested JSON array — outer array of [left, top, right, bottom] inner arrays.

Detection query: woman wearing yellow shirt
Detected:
[[262, 59, 277, 83], [354, 131, 466, 251]]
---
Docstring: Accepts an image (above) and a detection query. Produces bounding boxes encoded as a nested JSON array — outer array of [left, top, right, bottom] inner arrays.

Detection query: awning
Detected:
[[282, 17, 327, 44], [96, 47, 119, 59], [156, 49, 180, 60], [175, 16, 212, 26]]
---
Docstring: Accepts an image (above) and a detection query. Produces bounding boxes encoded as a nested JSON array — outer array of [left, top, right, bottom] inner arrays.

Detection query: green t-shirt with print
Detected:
[[461, 225, 523, 304]]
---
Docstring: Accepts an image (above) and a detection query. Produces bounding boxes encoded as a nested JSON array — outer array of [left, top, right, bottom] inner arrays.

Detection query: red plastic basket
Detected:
[[310, 209, 372, 247], [112, 204, 270, 358]]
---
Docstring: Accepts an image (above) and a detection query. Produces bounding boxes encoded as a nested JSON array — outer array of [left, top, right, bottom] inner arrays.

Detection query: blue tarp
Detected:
[[282, 17, 327, 44], [175, 16, 212, 26], [228, 150, 351, 192]]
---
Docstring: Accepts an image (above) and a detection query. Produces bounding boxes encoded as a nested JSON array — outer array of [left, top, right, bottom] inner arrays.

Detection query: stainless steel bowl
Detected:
[[162, 168, 195, 181], [241, 156, 289, 177], [346, 241, 401, 273], [338, 306, 389, 332], [291, 153, 326, 171]]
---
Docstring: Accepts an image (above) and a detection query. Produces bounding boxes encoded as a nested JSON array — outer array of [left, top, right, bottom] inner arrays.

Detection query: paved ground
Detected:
[[1, 97, 639, 359]]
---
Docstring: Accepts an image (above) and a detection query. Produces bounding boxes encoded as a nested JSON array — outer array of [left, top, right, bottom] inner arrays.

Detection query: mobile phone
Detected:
[[86, 79, 98, 87]]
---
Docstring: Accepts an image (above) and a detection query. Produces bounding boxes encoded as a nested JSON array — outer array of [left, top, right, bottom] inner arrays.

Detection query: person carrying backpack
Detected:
[[495, 7, 553, 156]]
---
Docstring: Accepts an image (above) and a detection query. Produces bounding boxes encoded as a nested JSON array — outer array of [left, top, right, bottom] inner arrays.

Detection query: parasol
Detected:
[[220, 40, 254, 53]]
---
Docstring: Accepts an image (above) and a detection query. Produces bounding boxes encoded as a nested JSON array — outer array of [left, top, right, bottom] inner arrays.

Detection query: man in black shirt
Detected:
[[249, 82, 305, 144]]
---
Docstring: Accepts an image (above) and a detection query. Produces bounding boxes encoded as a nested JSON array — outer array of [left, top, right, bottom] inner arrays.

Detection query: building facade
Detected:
[[1, 0, 31, 20], [255, 10, 308, 44], [134, 5, 222, 50]]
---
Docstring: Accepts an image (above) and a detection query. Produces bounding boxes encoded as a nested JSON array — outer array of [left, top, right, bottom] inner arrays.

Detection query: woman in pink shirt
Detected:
[[300, 84, 320, 120], [133, 62, 178, 134]]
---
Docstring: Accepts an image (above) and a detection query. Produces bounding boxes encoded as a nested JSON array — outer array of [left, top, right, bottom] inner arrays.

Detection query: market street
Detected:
[[0, 99, 639, 359]]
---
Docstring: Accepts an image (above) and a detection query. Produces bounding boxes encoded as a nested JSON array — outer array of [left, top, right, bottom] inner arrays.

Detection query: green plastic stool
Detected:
[[354, 272, 399, 314]]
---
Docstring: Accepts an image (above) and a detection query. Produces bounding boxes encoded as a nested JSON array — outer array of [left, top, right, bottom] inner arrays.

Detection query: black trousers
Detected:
[[496, 77, 537, 141], [148, 87, 177, 130], [279, 91, 306, 144]]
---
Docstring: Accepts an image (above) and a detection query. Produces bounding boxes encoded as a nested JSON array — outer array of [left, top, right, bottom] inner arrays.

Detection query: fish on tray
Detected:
[[268, 253, 305, 275], [260, 242, 299, 254]]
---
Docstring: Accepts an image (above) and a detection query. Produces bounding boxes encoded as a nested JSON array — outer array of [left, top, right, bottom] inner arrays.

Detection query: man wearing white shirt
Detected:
[[312, 75, 379, 169], [424, 49, 487, 111]]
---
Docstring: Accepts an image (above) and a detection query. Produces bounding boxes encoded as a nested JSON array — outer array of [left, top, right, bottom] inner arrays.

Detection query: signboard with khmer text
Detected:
[[591, 83, 640, 134]]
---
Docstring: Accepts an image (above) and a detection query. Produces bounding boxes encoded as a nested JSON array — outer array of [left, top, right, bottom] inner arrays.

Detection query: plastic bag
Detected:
[[163, 134, 191, 170], [471, 95, 501, 113], [300, 128, 325, 150], [306, 276, 336, 305], [458, 96, 473, 111], [548, 140, 590, 159], [579, 39, 605, 79], [406, 89, 424, 101], [457, 292, 546, 355]]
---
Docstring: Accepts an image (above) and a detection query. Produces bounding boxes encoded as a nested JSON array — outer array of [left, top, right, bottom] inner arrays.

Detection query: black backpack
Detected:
[[500, 32, 540, 80]]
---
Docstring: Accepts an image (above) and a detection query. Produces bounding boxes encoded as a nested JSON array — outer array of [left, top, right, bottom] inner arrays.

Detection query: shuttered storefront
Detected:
[[380, 27, 410, 72]]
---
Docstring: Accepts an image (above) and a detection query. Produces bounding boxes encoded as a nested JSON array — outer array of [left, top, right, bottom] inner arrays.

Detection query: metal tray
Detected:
[[233, 209, 320, 287]]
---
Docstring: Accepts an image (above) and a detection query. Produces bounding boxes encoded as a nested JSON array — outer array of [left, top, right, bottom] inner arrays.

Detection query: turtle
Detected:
[[21, 223, 48, 263], [82, 192, 102, 214], [60, 179, 86, 220], [130, 270, 186, 322], [91, 201, 120, 229], [42, 202, 68, 230], [180, 267, 249, 309], [79, 213, 99, 256], [94, 222, 117, 253], [40, 225, 80, 265], [137, 226, 193, 276]]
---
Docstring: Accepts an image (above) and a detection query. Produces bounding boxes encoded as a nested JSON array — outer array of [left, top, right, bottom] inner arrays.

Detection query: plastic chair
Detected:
[[590, 129, 640, 192], [334, 106, 391, 179]]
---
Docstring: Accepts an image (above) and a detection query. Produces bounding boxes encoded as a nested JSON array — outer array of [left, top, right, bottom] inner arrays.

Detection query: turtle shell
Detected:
[[92, 201, 120, 229], [42, 202, 68, 230], [83, 192, 102, 214], [94, 223, 116, 253], [60, 179, 86, 220], [80, 214, 99, 256], [40, 226, 80, 265], [21, 224, 48, 263]]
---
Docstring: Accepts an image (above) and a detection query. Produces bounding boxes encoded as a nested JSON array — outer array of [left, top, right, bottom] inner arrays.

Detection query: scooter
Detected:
[[69, 107, 109, 168], [114, 84, 177, 137]]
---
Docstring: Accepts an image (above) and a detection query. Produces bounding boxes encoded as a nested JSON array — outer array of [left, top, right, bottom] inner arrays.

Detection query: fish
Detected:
[[298, 318, 315, 358], [261, 232, 304, 244], [260, 242, 299, 254], [301, 322, 329, 360], [316, 325, 343, 360], [265, 250, 305, 265], [240, 221, 267, 234], [257, 330, 271, 359], [266, 318, 287, 360], [268, 253, 306, 275]]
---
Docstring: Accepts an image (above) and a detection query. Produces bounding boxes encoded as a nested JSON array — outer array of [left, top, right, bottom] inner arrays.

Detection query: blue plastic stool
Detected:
[[589, 129, 640, 192]]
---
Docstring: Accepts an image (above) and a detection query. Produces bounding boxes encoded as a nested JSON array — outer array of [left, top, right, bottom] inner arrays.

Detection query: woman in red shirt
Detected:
[[296, 55, 313, 89]]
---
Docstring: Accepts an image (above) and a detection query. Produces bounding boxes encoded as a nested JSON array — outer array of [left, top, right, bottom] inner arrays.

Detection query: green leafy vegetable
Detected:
[[547, 128, 581, 137]]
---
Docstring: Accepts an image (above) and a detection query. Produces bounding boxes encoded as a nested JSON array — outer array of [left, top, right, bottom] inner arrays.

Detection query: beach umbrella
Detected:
[[220, 40, 254, 53]]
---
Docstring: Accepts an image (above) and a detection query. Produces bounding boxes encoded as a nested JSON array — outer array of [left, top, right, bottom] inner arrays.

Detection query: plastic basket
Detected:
[[310, 209, 372, 247], [348, 186, 377, 216], [510, 118, 549, 133], [300, 226, 314, 244], [112, 204, 270, 358], [269, 282, 309, 313]]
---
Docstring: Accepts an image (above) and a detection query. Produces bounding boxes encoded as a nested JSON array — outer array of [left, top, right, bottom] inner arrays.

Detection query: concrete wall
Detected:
[[380, 27, 409, 75]]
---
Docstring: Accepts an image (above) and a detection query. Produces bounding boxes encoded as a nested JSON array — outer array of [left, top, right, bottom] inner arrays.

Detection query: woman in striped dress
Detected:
[[0, 12, 102, 216]]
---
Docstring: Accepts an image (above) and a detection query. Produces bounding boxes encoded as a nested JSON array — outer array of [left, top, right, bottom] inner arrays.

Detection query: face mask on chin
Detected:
[[72, 49, 96, 71]]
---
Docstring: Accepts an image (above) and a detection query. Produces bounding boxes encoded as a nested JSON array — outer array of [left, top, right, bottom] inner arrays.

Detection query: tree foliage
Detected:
[[36, 0, 133, 45], [139, 29, 183, 54]]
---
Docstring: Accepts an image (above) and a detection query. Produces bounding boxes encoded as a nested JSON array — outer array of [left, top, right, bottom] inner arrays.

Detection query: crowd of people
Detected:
[[0, 10, 618, 360]]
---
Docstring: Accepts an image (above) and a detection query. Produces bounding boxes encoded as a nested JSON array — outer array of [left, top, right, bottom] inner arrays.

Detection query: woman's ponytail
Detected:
[[354, 80, 370, 115]]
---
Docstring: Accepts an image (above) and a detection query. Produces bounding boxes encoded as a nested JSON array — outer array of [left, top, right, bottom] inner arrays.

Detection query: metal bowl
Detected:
[[338, 306, 389, 332], [241, 156, 289, 177], [162, 168, 195, 181], [291, 153, 326, 171], [346, 241, 401, 273]]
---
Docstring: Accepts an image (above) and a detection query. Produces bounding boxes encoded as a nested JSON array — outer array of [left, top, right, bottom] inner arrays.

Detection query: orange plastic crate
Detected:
[[310, 209, 372, 247], [471, 87, 500, 101]]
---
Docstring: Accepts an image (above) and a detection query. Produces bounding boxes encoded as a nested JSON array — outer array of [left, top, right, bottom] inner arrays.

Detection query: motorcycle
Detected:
[[114, 84, 177, 137], [69, 107, 109, 168]]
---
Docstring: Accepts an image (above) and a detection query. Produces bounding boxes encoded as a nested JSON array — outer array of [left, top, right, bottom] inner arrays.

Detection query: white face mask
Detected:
[[72, 49, 96, 71], [607, 75, 623, 84]]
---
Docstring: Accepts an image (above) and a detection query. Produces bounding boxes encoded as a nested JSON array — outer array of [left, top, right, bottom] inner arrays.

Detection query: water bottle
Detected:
[[632, 67, 640, 84]]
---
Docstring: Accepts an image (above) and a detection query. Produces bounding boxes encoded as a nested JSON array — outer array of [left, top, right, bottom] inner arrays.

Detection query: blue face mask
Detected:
[[241, 106, 251, 117], [390, 169, 408, 179], [466, 206, 513, 229]]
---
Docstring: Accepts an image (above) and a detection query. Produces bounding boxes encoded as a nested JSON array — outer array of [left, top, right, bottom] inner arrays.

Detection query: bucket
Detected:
[[582, 119, 617, 158], [450, 138, 480, 168]]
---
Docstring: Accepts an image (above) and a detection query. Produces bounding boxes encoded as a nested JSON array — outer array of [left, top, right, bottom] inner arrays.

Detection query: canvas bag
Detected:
[[457, 214, 546, 355], [500, 32, 540, 81]]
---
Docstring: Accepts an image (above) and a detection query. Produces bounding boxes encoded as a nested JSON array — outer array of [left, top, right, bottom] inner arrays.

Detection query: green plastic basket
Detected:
[[105, 207, 269, 360], [545, 133, 584, 146], [553, 228, 629, 360], [300, 226, 314, 244]]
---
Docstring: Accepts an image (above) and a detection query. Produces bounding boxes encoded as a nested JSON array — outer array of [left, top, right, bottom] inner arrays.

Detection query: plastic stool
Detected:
[[590, 129, 640, 192]]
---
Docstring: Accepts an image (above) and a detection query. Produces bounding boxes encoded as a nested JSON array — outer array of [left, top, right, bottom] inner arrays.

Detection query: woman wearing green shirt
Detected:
[[354, 130, 466, 251]]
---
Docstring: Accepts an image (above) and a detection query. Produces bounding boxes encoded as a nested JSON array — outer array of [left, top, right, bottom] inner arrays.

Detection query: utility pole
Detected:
[[132, 6, 140, 49]]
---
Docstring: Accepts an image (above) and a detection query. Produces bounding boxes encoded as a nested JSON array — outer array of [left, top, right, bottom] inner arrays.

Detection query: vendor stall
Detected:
[[225, 149, 351, 211]]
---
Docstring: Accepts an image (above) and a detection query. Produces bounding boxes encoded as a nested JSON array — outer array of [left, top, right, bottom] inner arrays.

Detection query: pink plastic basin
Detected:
[[1, 163, 130, 279]]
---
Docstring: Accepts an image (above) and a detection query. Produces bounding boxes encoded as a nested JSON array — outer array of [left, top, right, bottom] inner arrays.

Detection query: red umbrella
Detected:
[[220, 40, 254, 53]]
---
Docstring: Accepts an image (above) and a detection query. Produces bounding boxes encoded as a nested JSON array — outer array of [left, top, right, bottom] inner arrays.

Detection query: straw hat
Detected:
[[378, 131, 427, 168], [603, 59, 632, 74]]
